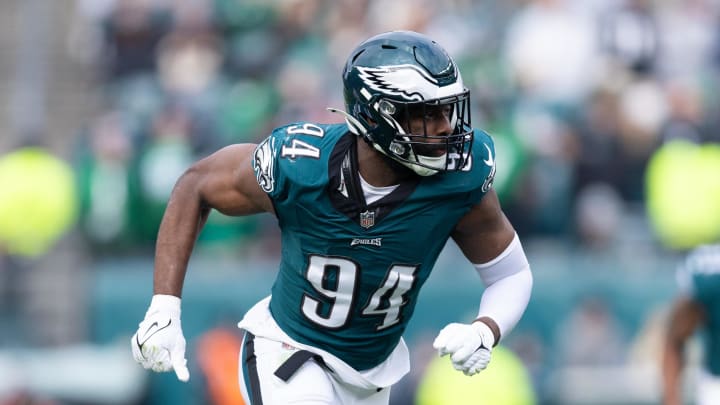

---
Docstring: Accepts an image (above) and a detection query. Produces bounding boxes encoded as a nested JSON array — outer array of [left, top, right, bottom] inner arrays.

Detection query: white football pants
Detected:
[[238, 332, 391, 405]]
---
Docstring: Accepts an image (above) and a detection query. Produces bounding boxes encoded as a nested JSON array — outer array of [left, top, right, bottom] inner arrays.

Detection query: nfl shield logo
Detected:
[[359, 210, 375, 229]]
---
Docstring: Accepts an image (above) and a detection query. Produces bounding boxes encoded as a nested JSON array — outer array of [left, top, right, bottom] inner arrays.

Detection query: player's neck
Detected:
[[355, 138, 413, 187]]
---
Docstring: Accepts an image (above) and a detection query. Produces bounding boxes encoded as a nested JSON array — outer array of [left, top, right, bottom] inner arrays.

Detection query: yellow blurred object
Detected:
[[646, 140, 720, 250], [0, 147, 77, 257], [416, 345, 536, 405]]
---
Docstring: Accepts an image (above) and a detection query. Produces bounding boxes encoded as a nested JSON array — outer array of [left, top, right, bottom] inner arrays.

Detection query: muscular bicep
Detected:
[[189, 144, 274, 216], [451, 189, 516, 264]]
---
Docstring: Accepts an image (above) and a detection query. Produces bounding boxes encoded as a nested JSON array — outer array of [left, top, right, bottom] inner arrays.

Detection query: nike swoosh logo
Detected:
[[135, 319, 172, 357], [483, 144, 494, 167]]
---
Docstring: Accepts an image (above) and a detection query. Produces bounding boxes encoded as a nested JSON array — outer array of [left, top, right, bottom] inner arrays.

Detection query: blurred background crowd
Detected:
[[1, 0, 720, 404]]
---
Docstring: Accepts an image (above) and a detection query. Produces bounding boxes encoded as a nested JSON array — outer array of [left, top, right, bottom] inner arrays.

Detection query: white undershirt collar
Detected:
[[358, 173, 399, 205]]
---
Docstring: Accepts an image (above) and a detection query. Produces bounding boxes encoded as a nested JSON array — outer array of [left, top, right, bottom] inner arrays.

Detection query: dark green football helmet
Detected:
[[339, 31, 472, 176]]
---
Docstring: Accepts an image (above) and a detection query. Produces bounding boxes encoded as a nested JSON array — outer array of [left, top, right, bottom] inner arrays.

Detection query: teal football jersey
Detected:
[[678, 244, 720, 375], [252, 122, 496, 370]]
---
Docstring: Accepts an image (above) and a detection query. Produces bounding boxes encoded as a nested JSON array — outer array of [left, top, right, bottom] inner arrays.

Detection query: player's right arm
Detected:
[[154, 143, 274, 297], [132, 143, 273, 382], [662, 296, 705, 405]]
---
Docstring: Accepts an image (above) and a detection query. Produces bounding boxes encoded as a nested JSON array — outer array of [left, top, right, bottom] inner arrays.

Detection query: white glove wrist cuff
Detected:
[[148, 294, 181, 317], [472, 320, 495, 348]]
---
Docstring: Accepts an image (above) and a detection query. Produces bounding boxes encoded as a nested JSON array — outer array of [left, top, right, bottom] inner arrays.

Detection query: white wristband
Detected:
[[472, 320, 496, 348]]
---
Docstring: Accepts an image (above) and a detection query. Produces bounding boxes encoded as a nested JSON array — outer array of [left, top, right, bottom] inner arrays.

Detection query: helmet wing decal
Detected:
[[356, 64, 441, 101]]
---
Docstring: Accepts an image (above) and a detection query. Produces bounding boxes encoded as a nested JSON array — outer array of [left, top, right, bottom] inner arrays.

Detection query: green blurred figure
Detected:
[[416, 345, 536, 405]]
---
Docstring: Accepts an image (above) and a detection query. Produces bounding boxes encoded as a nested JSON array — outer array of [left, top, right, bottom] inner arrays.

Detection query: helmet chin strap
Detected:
[[374, 143, 440, 177], [414, 154, 446, 175], [401, 160, 439, 176]]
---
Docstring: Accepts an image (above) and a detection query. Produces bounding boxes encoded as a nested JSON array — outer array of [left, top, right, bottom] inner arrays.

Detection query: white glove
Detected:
[[131, 294, 190, 382], [433, 321, 495, 376]]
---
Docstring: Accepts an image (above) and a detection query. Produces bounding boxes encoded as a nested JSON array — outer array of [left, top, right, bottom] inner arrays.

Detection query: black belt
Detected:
[[274, 349, 328, 382]]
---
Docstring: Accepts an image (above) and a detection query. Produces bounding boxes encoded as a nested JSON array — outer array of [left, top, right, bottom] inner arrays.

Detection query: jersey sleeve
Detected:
[[675, 260, 694, 296], [252, 127, 287, 201], [473, 129, 497, 194], [252, 122, 338, 204], [677, 245, 720, 303]]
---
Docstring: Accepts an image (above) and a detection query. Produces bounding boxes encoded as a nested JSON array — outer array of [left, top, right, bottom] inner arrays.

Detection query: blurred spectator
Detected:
[[615, 78, 668, 201], [574, 182, 624, 250], [572, 87, 625, 195], [216, 1, 283, 78], [155, 20, 228, 152], [273, 0, 324, 43], [215, 79, 279, 144], [134, 104, 196, 242], [502, 0, 601, 109], [156, 4, 224, 102], [323, 0, 370, 70], [365, 0, 433, 33], [98, 0, 172, 82], [555, 296, 627, 366], [75, 112, 139, 253], [599, 0, 660, 76], [657, 0, 718, 79], [659, 77, 706, 144], [506, 105, 578, 236]]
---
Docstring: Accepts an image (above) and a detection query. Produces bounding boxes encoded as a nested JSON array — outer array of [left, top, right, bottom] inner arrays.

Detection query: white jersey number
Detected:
[[301, 255, 417, 331], [280, 123, 325, 159]]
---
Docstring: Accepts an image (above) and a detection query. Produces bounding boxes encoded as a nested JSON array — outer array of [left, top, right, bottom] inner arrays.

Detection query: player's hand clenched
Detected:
[[131, 295, 190, 382], [432, 321, 495, 376]]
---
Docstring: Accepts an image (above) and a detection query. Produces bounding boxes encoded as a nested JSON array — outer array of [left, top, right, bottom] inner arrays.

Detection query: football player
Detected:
[[131, 31, 533, 404], [663, 244, 720, 405]]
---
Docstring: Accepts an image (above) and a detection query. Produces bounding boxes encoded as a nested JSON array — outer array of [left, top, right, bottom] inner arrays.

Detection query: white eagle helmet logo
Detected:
[[356, 64, 464, 102]]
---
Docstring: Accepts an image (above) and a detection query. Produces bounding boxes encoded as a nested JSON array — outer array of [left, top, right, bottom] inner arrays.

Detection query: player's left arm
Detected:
[[452, 188, 532, 341], [433, 189, 532, 375]]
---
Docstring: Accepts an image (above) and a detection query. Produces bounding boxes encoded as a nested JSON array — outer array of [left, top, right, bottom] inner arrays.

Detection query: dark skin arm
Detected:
[[662, 296, 706, 405], [451, 188, 517, 343], [153, 144, 273, 296]]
